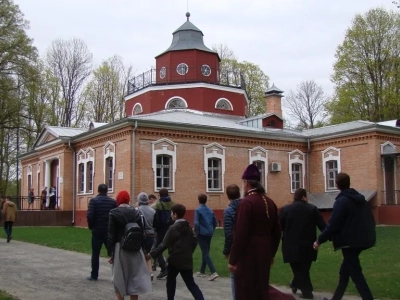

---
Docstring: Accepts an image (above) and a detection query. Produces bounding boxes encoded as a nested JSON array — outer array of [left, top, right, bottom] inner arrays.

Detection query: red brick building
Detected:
[[19, 14, 400, 226]]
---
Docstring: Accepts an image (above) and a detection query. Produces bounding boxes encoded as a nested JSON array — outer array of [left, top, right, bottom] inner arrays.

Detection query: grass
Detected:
[[1, 226, 399, 299], [0, 290, 18, 300]]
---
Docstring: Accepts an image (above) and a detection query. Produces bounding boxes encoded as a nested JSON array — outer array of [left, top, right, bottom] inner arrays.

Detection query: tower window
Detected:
[[176, 63, 189, 75]]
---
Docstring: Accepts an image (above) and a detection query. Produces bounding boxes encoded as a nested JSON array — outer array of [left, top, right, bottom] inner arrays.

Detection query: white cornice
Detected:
[[124, 82, 249, 104]]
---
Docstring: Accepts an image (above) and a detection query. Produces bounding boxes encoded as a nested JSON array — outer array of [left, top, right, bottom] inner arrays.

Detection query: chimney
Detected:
[[265, 84, 284, 117]]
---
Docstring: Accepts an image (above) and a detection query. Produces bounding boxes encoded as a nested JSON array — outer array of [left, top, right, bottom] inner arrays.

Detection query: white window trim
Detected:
[[288, 149, 306, 193], [152, 138, 177, 192], [215, 98, 233, 111], [85, 148, 95, 194], [77, 150, 86, 195], [37, 163, 41, 192], [380, 141, 398, 203], [380, 141, 396, 154], [103, 142, 116, 193], [132, 103, 143, 115], [27, 164, 32, 191], [165, 96, 188, 109], [248, 146, 268, 192], [204, 143, 226, 193], [322, 146, 341, 192]]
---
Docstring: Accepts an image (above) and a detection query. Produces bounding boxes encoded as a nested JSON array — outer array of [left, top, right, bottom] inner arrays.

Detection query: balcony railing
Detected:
[[126, 67, 246, 96], [381, 190, 400, 205], [8, 196, 62, 210]]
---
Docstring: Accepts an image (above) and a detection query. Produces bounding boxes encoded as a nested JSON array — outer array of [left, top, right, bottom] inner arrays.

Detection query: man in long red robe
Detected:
[[228, 164, 282, 300]]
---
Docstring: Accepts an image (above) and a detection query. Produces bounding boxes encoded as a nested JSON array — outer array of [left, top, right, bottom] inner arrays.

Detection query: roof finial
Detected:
[[186, 12, 190, 21]]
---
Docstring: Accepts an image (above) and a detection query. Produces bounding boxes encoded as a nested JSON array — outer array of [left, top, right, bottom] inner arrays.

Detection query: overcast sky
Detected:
[[15, 0, 394, 99]]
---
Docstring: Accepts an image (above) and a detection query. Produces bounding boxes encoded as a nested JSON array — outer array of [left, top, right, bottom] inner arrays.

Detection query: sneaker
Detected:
[[151, 274, 154, 281], [196, 272, 206, 278], [209, 272, 219, 281], [151, 266, 157, 271], [6, 236, 11, 243], [156, 270, 168, 279], [86, 276, 97, 281]]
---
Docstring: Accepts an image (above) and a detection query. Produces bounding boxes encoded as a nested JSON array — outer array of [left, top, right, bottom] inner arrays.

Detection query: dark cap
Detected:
[[98, 184, 108, 194], [241, 164, 261, 181]]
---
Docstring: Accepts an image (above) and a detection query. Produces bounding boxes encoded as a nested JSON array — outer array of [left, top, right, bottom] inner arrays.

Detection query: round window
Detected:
[[160, 67, 166, 79], [176, 63, 189, 75], [201, 64, 211, 76]]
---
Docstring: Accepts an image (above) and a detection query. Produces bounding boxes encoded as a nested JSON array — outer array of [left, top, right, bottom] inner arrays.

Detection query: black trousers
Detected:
[[91, 234, 107, 279], [332, 248, 373, 300], [290, 261, 313, 294], [166, 264, 204, 300], [4, 221, 13, 238], [155, 230, 167, 271]]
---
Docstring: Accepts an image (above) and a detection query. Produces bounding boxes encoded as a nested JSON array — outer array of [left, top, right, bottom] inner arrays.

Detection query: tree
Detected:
[[328, 8, 400, 123], [46, 38, 93, 127], [0, 0, 38, 195], [82, 55, 132, 123], [393, 1, 399, 8], [284, 80, 328, 129], [212, 44, 269, 116]]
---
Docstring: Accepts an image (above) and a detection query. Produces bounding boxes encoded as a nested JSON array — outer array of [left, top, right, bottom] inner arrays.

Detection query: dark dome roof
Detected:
[[156, 15, 219, 60]]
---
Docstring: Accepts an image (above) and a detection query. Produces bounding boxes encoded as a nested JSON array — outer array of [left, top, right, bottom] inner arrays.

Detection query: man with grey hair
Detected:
[[137, 192, 156, 280]]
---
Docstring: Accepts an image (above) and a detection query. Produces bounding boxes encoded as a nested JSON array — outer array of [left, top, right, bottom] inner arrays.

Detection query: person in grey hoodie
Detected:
[[137, 192, 156, 279]]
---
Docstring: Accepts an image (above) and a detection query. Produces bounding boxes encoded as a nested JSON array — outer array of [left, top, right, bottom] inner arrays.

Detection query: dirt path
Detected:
[[0, 239, 361, 300]]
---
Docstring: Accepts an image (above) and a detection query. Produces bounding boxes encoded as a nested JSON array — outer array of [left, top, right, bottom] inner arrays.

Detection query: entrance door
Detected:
[[384, 156, 396, 204]]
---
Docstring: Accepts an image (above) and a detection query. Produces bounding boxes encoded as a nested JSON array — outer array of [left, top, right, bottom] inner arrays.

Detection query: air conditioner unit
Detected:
[[270, 162, 281, 172]]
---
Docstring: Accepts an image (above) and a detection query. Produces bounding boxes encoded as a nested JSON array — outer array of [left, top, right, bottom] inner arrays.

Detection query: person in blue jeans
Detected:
[[223, 184, 241, 300], [194, 194, 219, 281]]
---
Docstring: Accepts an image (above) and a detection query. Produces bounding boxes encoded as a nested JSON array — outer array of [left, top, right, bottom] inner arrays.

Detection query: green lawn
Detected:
[[0, 290, 18, 300], [1, 226, 399, 299]]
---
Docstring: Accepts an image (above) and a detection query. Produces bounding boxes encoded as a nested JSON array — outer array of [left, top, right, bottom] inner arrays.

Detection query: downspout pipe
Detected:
[[131, 121, 138, 205], [307, 137, 311, 193], [68, 139, 76, 225]]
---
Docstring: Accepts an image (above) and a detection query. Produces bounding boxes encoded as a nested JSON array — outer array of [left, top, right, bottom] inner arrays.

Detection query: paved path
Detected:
[[0, 239, 362, 300]]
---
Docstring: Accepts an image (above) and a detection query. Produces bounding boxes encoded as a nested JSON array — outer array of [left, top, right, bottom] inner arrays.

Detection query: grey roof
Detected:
[[47, 126, 87, 137], [130, 109, 305, 138], [302, 120, 375, 138], [308, 190, 377, 209], [265, 84, 284, 95], [156, 17, 218, 58]]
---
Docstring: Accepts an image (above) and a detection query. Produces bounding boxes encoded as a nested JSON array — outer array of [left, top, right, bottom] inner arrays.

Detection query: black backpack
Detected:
[[120, 208, 145, 252]]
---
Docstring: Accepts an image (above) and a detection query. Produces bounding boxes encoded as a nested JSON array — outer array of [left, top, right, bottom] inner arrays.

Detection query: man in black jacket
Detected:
[[86, 183, 117, 281], [151, 204, 204, 300], [280, 188, 326, 299], [314, 173, 375, 300]]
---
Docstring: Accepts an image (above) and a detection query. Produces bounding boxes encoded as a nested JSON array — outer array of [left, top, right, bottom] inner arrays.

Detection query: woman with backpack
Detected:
[[107, 190, 152, 300]]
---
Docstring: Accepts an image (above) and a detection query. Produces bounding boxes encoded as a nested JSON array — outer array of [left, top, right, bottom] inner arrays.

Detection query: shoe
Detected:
[[156, 270, 168, 279], [209, 272, 219, 281], [151, 266, 157, 271], [6, 236, 11, 243], [289, 282, 297, 294], [151, 274, 154, 281], [299, 293, 314, 299], [86, 276, 97, 281], [196, 272, 206, 278]]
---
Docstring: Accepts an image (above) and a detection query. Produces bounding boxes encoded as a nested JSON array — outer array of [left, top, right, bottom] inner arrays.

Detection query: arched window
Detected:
[[132, 103, 143, 115], [165, 97, 187, 109], [215, 98, 233, 111]]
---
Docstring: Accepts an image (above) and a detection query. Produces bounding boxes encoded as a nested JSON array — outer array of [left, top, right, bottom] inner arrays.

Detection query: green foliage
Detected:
[[3, 226, 400, 299], [0, 290, 18, 300], [213, 44, 269, 116], [329, 8, 400, 123]]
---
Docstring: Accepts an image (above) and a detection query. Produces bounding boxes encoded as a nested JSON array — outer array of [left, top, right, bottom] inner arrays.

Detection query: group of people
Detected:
[[85, 163, 376, 300], [27, 186, 57, 210]]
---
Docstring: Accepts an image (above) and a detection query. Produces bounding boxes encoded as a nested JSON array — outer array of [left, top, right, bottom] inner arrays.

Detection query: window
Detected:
[[326, 160, 338, 189], [204, 143, 226, 192], [152, 138, 177, 192], [132, 103, 143, 115], [86, 161, 93, 193], [103, 142, 115, 192], [77, 148, 95, 195], [106, 157, 113, 190], [176, 63, 189, 75], [288, 150, 305, 193], [215, 98, 233, 111], [291, 163, 302, 191], [252, 161, 265, 186], [27, 165, 32, 192], [165, 96, 187, 109], [160, 67, 166, 79], [249, 147, 268, 190], [79, 163, 85, 193], [322, 147, 341, 191], [208, 158, 221, 190], [156, 155, 172, 189]]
